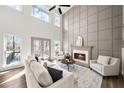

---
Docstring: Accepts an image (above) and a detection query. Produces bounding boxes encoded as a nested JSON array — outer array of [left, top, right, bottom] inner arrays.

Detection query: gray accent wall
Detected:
[[62, 5, 122, 59]]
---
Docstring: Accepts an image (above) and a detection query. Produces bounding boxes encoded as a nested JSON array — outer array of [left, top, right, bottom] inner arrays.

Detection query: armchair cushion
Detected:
[[58, 51, 64, 56], [97, 55, 110, 65]]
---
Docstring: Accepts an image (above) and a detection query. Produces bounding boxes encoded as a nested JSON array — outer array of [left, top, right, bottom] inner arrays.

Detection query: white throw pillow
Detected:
[[109, 58, 120, 65], [97, 55, 110, 65], [30, 61, 53, 87], [39, 60, 55, 67], [39, 60, 48, 68]]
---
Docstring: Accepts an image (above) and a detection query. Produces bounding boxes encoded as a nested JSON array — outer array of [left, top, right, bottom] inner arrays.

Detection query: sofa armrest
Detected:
[[103, 61, 120, 76], [90, 60, 97, 64], [48, 72, 74, 88], [103, 65, 115, 70]]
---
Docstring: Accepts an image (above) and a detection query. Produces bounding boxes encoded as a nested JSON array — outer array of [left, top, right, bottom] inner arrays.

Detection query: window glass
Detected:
[[4, 34, 22, 66], [43, 40, 50, 59], [32, 5, 49, 23], [55, 14, 60, 27], [8, 5, 23, 11], [54, 41, 60, 57]]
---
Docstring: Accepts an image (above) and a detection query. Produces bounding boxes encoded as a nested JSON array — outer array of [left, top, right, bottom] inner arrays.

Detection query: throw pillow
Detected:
[[109, 58, 119, 65], [97, 55, 110, 65], [35, 56, 39, 62], [47, 67, 63, 82], [30, 62, 53, 87], [39, 60, 47, 68]]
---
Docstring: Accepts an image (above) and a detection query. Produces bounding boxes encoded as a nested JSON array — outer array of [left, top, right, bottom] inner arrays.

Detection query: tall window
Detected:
[[32, 5, 49, 23], [54, 41, 60, 57], [4, 34, 22, 66], [55, 14, 60, 27], [8, 5, 23, 12]]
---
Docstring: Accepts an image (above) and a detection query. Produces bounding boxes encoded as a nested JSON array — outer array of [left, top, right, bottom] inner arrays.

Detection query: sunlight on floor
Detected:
[[0, 70, 25, 85], [0, 71, 11, 76]]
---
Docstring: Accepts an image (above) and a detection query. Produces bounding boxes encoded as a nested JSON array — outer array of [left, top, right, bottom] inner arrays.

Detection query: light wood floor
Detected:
[[0, 67, 124, 88], [0, 67, 27, 88]]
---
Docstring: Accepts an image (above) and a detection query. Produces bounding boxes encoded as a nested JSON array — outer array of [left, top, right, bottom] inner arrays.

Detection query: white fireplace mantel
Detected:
[[72, 46, 93, 67]]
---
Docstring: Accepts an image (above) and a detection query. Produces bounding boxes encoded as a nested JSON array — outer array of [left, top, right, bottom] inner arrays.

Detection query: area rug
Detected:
[[59, 63, 103, 88]]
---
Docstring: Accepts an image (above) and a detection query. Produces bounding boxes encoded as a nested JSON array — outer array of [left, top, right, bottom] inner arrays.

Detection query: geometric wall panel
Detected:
[[63, 5, 122, 59]]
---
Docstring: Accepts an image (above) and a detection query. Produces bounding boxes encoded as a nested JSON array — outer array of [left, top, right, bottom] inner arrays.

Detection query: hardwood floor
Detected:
[[0, 67, 27, 88], [101, 75, 124, 88], [0, 67, 124, 88]]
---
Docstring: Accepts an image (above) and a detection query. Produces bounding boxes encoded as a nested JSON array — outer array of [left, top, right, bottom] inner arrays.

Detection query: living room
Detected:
[[0, 4, 124, 88]]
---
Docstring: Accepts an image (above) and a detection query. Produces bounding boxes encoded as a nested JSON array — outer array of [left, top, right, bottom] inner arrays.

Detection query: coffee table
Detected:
[[61, 59, 75, 71]]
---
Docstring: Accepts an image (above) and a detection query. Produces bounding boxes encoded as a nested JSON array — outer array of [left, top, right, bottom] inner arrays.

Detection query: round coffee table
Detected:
[[61, 59, 75, 71]]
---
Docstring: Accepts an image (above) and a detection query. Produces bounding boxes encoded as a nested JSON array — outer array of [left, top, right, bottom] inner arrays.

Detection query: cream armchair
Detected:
[[90, 56, 120, 76], [56, 51, 64, 61]]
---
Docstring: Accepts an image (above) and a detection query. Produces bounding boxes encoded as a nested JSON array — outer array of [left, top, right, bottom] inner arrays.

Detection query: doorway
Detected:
[[31, 37, 51, 60]]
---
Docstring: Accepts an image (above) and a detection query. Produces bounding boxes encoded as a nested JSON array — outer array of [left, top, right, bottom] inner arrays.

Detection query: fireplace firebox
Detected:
[[74, 53, 86, 61], [72, 46, 92, 67], [73, 49, 88, 64]]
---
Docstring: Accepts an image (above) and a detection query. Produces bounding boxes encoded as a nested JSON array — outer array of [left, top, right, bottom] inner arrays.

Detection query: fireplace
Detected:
[[73, 49, 89, 64], [74, 53, 86, 61], [72, 46, 92, 67]]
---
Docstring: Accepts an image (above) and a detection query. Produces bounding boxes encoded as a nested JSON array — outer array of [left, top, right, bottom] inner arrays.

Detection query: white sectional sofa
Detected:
[[90, 55, 120, 76], [24, 59, 74, 88]]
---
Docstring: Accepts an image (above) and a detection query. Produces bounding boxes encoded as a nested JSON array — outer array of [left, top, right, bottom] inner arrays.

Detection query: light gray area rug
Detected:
[[59, 63, 103, 88]]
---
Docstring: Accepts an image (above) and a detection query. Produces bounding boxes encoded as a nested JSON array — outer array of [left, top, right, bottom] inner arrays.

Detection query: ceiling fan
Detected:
[[49, 5, 71, 14]]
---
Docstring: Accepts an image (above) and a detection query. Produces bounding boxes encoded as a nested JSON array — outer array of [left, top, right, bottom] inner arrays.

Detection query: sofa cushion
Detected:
[[47, 67, 63, 82], [39, 60, 55, 67], [30, 61, 53, 87], [91, 63, 103, 71], [97, 55, 110, 65]]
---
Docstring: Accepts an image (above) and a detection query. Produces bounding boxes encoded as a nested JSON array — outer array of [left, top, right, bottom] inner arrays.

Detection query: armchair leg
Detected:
[[103, 76, 105, 79]]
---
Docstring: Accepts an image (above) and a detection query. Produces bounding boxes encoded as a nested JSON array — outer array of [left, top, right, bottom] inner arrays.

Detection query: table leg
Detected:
[[67, 64, 69, 71]]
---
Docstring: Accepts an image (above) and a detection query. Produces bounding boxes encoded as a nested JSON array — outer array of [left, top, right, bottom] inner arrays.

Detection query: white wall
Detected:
[[0, 6, 62, 68]]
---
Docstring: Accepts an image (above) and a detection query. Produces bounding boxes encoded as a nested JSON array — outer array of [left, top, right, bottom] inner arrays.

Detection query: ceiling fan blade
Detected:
[[49, 5, 56, 11], [59, 5, 70, 7], [58, 7, 62, 14]]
